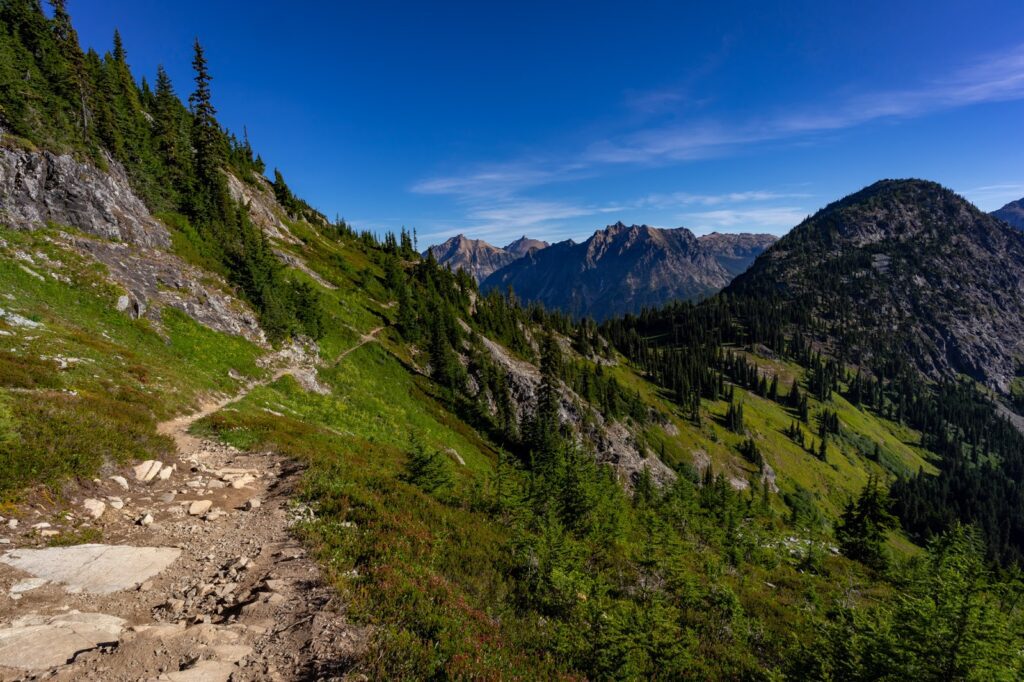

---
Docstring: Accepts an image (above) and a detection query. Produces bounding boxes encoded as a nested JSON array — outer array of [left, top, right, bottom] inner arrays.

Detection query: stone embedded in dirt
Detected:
[[40, 529, 59, 538], [0, 610, 127, 670], [82, 498, 105, 520], [31, 522, 50, 530], [189, 500, 214, 516], [133, 460, 163, 482], [109, 475, 129, 490], [159, 492, 177, 503], [230, 474, 256, 489], [0, 544, 181, 594], [9, 577, 48, 595], [163, 658, 239, 681], [108, 497, 125, 510]]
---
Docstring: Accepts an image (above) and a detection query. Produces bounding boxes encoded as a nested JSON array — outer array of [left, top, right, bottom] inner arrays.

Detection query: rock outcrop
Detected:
[[225, 172, 297, 244], [0, 145, 169, 248], [67, 234, 266, 345], [477, 336, 676, 488]]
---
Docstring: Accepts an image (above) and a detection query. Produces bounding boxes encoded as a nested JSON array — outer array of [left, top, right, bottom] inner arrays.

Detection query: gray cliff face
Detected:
[[0, 146, 169, 248], [67, 235, 266, 345], [0, 146, 271, 344]]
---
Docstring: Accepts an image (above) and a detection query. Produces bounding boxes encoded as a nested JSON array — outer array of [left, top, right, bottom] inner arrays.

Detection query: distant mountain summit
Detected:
[[992, 197, 1024, 230], [425, 234, 549, 282], [504, 236, 550, 258], [728, 179, 1024, 393], [482, 222, 734, 320], [697, 232, 777, 276]]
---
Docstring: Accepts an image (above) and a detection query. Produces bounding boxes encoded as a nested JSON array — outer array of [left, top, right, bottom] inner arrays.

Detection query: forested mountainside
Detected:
[[0, 3, 1022, 680], [992, 196, 1024, 230]]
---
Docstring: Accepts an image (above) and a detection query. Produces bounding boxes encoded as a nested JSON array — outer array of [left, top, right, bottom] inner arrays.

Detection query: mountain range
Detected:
[[424, 234, 550, 282], [429, 225, 775, 319], [992, 197, 1024, 230], [3, 5, 1024, 679]]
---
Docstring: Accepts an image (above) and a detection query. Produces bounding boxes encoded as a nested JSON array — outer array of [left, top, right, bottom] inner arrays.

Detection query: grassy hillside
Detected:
[[0, 4, 1020, 677]]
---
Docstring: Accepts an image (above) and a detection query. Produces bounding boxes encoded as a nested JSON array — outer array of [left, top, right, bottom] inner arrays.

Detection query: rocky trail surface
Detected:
[[0, 342, 379, 681]]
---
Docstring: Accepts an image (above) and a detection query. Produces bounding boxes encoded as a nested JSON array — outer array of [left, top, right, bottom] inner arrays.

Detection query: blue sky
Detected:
[[70, 1, 1024, 246]]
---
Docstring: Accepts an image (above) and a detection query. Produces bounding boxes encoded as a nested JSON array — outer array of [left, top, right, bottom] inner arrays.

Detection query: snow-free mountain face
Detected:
[[991, 198, 1024, 231], [728, 179, 1024, 393], [503, 236, 550, 258], [425, 234, 549, 282], [697, 232, 778, 277], [481, 222, 734, 320]]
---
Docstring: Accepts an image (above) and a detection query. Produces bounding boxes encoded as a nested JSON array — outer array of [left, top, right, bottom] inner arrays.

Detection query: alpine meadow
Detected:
[[0, 1, 1023, 680]]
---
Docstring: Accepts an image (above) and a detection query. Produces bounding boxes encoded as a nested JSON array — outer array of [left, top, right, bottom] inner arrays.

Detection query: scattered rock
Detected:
[[82, 498, 106, 520], [109, 475, 129, 490], [108, 497, 125, 510], [163, 659, 238, 681], [229, 474, 256, 490], [137, 513, 154, 526], [189, 500, 213, 517], [133, 460, 163, 482]]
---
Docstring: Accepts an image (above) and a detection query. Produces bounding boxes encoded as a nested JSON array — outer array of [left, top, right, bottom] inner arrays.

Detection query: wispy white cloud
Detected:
[[412, 43, 1024, 242], [639, 190, 810, 209], [681, 207, 810, 234], [592, 44, 1024, 165], [963, 182, 1024, 211]]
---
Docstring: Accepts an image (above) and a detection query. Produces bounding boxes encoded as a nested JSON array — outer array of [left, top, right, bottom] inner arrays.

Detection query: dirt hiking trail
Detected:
[[0, 339, 380, 681]]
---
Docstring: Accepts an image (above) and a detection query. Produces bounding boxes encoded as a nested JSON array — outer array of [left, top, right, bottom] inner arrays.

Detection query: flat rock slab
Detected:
[[0, 611, 126, 669], [0, 544, 181, 594]]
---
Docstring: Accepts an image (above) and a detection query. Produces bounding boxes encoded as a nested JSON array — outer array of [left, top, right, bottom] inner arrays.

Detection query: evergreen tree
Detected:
[[403, 434, 452, 494], [836, 474, 896, 570]]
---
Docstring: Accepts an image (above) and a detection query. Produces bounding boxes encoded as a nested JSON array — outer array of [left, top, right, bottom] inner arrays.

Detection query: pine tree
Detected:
[[836, 474, 896, 570], [189, 38, 222, 195], [403, 435, 452, 494]]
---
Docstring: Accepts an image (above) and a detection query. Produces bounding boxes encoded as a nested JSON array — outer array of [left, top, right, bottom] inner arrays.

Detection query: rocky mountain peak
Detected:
[[729, 179, 1024, 393], [992, 197, 1024, 230]]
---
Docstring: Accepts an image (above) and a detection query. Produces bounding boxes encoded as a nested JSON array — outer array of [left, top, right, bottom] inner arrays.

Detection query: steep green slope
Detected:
[[0, 4, 1021, 679]]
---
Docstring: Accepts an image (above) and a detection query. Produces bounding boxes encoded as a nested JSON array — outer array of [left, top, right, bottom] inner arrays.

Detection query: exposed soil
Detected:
[[0, 341, 381, 680]]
